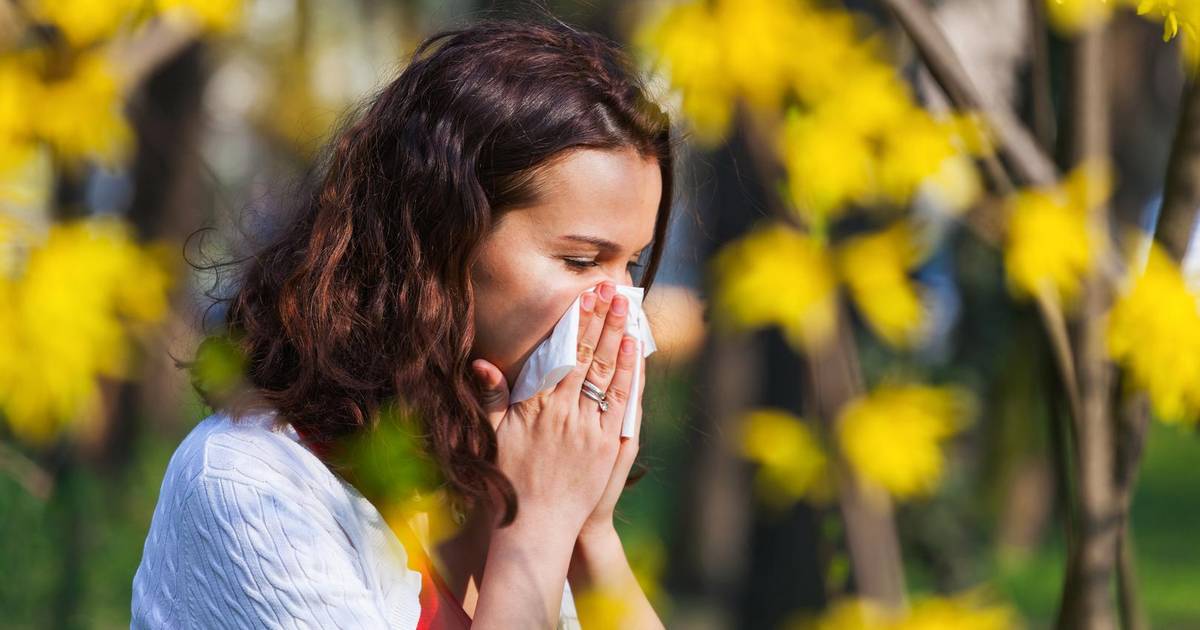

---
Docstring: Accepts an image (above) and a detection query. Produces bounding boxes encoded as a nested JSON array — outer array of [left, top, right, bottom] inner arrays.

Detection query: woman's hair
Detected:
[[185, 17, 675, 525]]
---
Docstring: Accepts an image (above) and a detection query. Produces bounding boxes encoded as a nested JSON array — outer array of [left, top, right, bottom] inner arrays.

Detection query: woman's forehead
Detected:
[[522, 148, 660, 248]]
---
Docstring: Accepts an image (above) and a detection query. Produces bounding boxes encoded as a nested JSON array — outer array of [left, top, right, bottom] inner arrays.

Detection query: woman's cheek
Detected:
[[528, 274, 595, 339]]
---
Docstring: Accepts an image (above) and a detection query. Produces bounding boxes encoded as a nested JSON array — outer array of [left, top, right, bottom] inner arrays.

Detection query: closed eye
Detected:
[[563, 258, 644, 272]]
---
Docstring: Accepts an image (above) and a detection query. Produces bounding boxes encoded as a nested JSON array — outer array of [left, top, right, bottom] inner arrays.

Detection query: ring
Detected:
[[582, 378, 605, 399], [581, 379, 609, 412]]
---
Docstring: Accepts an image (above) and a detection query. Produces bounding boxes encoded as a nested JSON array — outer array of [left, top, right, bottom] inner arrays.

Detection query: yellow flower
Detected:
[[0, 60, 40, 172], [788, 592, 1017, 630], [573, 586, 631, 630], [788, 11, 876, 105], [740, 409, 831, 507], [894, 592, 1018, 630], [34, 54, 132, 165], [821, 65, 914, 139], [878, 109, 973, 209], [1003, 161, 1110, 305], [637, 0, 983, 218], [154, 0, 245, 33], [1045, 0, 1115, 34], [786, 597, 888, 630], [0, 217, 174, 445], [779, 106, 875, 223], [381, 488, 462, 550], [1107, 240, 1200, 424], [30, 0, 141, 46], [778, 66, 983, 222], [922, 154, 984, 215], [634, 2, 735, 145], [837, 223, 928, 349], [715, 0, 805, 111], [837, 384, 971, 500], [1136, 0, 1199, 41], [947, 112, 996, 158], [636, 0, 883, 145], [710, 221, 838, 350]]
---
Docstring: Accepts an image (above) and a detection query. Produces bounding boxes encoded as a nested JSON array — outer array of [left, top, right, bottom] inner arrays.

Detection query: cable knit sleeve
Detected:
[[169, 473, 397, 630], [131, 414, 424, 629], [132, 412, 578, 629]]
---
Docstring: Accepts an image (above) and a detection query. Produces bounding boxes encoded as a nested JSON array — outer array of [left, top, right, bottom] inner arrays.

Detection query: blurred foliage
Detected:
[[1107, 240, 1200, 425], [709, 221, 838, 351], [641, 0, 1200, 626], [740, 408, 833, 508], [837, 384, 973, 502], [836, 222, 930, 349], [1002, 160, 1111, 306], [788, 590, 1017, 630], [3, 0, 1200, 628], [0, 217, 174, 446]]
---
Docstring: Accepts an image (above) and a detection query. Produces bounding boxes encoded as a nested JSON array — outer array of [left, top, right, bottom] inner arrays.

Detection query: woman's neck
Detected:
[[432, 502, 494, 617]]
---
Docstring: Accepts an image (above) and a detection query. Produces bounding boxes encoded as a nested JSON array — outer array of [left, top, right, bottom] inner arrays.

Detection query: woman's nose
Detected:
[[590, 267, 631, 288], [609, 270, 634, 288]]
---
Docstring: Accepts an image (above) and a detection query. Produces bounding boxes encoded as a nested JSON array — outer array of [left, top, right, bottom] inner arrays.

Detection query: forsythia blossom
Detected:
[[638, 0, 987, 225], [155, 0, 246, 33], [30, 0, 142, 45], [710, 221, 838, 351], [1047, 0, 1200, 64], [1107, 240, 1200, 425], [837, 384, 972, 500], [31, 0, 244, 44], [788, 591, 1017, 630], [0, 218, 174, 445], [1044, 0, 1117, 33], [1003, 160, 1111, 306], [35, 54, 133, 166], [740, 409, 831, 507], [837, 222, 929, 349]]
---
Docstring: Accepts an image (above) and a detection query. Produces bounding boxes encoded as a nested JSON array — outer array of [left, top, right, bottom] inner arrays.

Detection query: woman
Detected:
[[132, 16, 673, 630]]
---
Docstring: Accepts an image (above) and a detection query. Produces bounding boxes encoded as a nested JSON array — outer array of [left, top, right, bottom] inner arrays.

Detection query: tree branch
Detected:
[[1155, 72, 1200, 260], [876, 0, 1058, 186]]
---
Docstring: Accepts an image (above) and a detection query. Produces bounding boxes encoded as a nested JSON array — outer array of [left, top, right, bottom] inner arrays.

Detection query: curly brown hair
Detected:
[[184, 17, 676, 525]]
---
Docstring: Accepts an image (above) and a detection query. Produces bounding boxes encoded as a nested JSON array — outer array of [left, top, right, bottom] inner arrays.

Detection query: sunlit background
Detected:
[[3, 0, 1200, 628]]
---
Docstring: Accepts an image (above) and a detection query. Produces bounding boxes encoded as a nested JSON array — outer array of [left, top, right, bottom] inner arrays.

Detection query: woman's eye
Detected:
[[563, 258, 643, 272], [563, 258, 594, 269]]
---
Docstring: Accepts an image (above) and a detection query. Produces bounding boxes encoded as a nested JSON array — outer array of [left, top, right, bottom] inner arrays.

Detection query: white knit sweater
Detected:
[[131, 409, 580, 629]]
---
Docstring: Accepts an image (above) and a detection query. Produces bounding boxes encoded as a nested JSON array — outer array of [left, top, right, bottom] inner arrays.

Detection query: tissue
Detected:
[[509, 285, 656, 438]]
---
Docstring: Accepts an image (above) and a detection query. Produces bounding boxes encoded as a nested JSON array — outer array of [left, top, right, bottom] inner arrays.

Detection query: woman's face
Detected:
[[470, 147, 662, 388]]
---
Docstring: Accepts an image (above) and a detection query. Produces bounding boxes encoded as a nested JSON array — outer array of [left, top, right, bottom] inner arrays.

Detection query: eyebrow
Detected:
[[561, 234, 653, 255]]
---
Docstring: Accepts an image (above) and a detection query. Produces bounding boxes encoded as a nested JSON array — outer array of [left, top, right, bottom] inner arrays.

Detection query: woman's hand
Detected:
[[576, 297, 647, 543], [469, 280, 639, 536], [468, 280, 662, 629]]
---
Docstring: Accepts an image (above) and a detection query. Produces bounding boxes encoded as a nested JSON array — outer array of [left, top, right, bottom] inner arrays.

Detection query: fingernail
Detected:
[[599, 283, 615, 301], [621, 337, 635, 353], [612, 296, 627, 315], [582, 292, 596, 311]]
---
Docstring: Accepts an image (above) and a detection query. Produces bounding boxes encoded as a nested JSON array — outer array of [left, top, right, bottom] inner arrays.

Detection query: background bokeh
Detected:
[[2, 1, 1199, 628]]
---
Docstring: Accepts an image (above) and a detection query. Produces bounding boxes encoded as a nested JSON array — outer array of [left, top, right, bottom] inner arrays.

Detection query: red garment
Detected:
[[290, 420, 473, 627], [397, 520, 474, 630]]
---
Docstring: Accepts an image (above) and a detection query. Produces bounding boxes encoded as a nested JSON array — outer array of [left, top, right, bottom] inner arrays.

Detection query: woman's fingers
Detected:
[[471, 358, 510, 431], [557, 282, 615, 398], [581, 293, 627, 398], [576, 290, 598, 344], [597, 334, 637, 436], [628, 348, 646, 442]]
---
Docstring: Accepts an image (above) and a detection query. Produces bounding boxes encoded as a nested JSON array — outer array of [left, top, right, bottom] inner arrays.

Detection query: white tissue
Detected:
[[509, 285, 656, 438]]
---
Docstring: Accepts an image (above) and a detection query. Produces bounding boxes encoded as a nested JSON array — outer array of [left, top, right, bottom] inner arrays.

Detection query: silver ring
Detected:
[[581, 380, 609, 412], [582, 378, 606, 400]]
